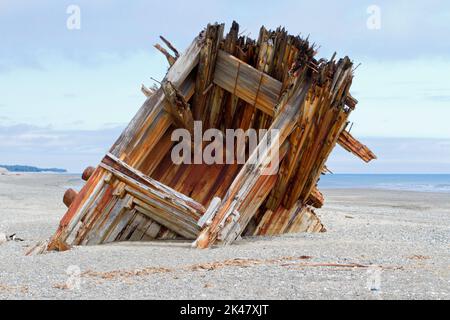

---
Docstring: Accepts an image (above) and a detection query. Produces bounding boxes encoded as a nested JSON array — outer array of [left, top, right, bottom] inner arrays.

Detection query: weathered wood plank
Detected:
[[338, 130, 377, 163], [100, 153, 206, 219], [213, 50, 282, 116]]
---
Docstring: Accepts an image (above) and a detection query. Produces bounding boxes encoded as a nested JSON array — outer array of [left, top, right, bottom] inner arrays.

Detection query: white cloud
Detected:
[[0, 124, 124, 172]]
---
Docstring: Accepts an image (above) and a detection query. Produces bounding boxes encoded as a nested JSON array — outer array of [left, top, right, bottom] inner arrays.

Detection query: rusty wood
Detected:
[[100, 153, 206, 219], [159, 35, 180, 58], [306, 187, 324, 208], [141, 84, 155, 98], [193, 23, 224, 121], [130, 190, 200, 239], [213, 50, 282, 116], [162, 81, 194, 134], [338, 130, 377, 163], [253, 203, 324, 236], [283, 58, 354, 209], [154, 43, 176, 66]]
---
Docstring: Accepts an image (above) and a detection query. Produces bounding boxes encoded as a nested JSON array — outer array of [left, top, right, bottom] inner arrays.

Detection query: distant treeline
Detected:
[[0, 165, 67, 173]]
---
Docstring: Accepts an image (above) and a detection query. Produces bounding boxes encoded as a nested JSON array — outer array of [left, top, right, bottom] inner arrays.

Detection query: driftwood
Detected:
[[338, 130, 377, 163], [46, 21, 375, 252]]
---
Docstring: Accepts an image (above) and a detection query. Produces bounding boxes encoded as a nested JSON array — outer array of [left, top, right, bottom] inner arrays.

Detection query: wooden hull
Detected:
[[46, 22, 375, 251]]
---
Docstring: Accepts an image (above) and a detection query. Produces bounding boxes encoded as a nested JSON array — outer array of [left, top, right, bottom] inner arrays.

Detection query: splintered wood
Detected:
[[47, 22, 375, 252]]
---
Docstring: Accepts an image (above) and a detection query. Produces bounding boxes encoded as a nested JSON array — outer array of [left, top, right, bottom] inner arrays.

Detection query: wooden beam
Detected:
[[213, 50, 282, 116], [130, 189, 200, 239], [253, 203, 325, 236], [306, 187, 324, 209], [162, 81, 194, 135], [159, 35, 180, 58], [193, 24, 224, 121], [204, 21, 240, 129], [213, 50, 357, 117], [100, 153, 206, 220], [338, 130, 377, 163]]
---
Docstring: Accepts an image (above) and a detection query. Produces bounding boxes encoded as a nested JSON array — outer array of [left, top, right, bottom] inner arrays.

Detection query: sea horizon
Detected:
[[38, 172, 450, 194], [318, 173, 450, 193]]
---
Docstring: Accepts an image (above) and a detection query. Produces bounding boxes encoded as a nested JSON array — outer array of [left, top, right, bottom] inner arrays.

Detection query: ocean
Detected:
[[318, 174, 450, 193]]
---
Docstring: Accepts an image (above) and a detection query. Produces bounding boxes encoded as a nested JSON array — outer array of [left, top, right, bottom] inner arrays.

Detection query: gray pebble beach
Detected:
[[0, 173, 448, 300]]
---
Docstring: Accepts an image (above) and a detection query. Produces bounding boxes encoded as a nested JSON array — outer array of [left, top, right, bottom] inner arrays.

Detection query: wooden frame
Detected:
[[45, 22, 375, 252]]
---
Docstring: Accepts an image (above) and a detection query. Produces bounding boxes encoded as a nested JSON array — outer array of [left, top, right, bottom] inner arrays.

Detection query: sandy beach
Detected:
[[0, 173, 448, 300]]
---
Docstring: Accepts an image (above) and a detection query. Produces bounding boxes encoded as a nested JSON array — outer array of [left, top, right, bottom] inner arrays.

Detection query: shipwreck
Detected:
[[45, 22, 376, 251]]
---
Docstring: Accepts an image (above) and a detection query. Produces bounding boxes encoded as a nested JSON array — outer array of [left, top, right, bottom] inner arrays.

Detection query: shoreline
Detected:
[[321, 187, 450, 195], [3, 172, 450, 194], [0, 173, 449, 299]]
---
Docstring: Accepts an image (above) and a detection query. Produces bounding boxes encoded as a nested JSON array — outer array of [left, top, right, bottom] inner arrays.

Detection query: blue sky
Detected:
[[0, 0, 449, 173]]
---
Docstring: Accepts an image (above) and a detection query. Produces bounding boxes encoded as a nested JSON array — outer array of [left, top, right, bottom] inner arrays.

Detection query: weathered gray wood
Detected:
[[100, 153, 206, 219], [110, 36, 203, 157], [162, 81, 194, 135], [197, 197, 221, 228], [133, 201, 199, 239], [338, 130, 377, 163], [213, 50, 282, 116], [193, 24, 224, 121]]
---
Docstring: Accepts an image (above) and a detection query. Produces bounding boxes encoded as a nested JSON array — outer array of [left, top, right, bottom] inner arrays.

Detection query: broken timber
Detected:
[[47, 22, 375, 252]]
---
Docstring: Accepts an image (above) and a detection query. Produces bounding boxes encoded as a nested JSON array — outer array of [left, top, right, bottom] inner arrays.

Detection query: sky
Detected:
[[0, 0, 449, 173]]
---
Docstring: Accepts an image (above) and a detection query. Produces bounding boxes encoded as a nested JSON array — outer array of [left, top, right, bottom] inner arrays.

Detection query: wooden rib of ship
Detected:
[[46, 22, 376, 251]]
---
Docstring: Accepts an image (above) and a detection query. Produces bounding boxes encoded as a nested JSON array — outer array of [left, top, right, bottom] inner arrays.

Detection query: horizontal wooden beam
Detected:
[[213, 50, 282, 116], [129, 188, 200, 239], [100, 153, 206, 221], [306, 187, 324, 209], [338, 130, 377, 163], [213, 49, 357, 116]]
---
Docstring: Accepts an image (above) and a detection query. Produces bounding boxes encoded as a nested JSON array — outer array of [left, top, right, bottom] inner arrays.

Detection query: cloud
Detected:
[[0, 123, 124, 151], [0, 123, 125, 172], [427, 95, 450, 102], [1, 0, 449, 71], [328, 137, 450, 173]]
